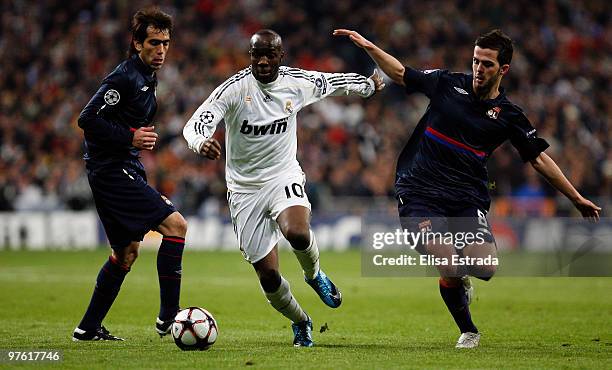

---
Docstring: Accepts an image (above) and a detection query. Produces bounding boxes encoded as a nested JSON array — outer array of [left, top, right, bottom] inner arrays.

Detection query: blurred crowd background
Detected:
[[0, 0, 610, 217]]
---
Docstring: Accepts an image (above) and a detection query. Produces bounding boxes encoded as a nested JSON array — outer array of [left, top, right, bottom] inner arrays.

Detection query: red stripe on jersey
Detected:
[[426, 127, 486, 158]]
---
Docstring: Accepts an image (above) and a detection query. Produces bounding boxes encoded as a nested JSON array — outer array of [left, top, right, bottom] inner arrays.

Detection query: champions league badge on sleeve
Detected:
[[199, 111, 214, 124], [104, 89, 120, 105]]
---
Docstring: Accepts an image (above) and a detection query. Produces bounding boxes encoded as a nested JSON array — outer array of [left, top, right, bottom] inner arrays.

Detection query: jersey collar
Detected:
[[466, 74, 506, 104], [131, 54, 157, 83], [253, 70, 281, 89]]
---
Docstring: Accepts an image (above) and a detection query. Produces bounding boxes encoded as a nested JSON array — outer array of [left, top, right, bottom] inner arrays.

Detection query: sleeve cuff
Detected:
[[192, 136, 208, 154], [366, 78, 376, 97]]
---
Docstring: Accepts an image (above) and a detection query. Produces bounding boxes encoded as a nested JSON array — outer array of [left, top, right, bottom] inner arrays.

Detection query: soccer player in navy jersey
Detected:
[[335, 28, 601, 348], [73, 8, 188, 341]]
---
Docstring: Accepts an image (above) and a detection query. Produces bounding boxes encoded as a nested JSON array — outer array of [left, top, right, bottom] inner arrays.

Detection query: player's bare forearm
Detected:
[[530, 153, 578, 200], [333, 29, 405, 86], [530, 152, 601, 220], [364, 45, 405, 86]]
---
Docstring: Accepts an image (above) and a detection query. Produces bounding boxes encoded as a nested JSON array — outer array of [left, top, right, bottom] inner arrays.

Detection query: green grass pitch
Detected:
[[0, 249, 610, 369]]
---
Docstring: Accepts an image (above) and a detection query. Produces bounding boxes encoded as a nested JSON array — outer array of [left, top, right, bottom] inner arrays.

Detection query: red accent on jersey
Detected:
[[426, 127, 486, 158]]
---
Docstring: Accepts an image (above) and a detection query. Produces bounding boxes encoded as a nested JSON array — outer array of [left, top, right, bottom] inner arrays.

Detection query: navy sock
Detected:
[[78, 256, 129, 330], [157, 236, 185, 321], [439, 278, 478, 333]]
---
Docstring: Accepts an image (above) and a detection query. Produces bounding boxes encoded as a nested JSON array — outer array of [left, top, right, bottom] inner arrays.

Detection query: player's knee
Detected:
[[112, 254, 136, 269], [436, 263, 460, 279], [159, 212, 188, 237], [124, 248, 139, 267], [258, 268, 281, 293], [170, 213, 188, 237], [114, 243, 140, 268], [126, 251, 138, 267], [284, 226, 310, 250], [437, 264, 460, 278], [470, 264, 496, 280]]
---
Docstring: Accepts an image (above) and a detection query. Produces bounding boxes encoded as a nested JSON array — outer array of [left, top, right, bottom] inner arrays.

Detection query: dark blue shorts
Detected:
[[87, 162, 176, 250], [397, 193, 495, 254]]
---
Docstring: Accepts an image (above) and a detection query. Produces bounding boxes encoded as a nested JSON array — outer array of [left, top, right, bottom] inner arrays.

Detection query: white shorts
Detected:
[[227, 172, 311, 263]]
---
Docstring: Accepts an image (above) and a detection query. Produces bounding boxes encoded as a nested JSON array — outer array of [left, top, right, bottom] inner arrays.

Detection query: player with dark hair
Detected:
[[335, 28, 601, 348], [73, 8, 187, 341], [184, 29, 384, 347]]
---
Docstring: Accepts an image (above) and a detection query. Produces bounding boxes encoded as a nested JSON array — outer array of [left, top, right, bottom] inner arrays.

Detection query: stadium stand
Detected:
[[0, 0, 609, 217]]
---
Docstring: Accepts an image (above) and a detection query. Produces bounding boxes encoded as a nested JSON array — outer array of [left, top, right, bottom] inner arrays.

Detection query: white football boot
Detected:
[[455, 332, 480, 348]]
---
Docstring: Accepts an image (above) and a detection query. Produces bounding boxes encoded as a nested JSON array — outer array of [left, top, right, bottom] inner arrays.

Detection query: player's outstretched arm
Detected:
[[530, 152, 601, 221], [299, 68, 381, 104], [333, 29, 405, 86]]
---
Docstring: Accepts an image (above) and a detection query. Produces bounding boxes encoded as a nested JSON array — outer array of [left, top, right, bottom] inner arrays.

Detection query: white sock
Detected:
[[292, 230, 320, 280], [264, 276, 307, 323]]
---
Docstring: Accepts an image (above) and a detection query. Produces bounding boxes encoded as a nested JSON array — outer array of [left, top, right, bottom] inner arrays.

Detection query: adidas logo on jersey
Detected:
[[240, 118, 288, 136]]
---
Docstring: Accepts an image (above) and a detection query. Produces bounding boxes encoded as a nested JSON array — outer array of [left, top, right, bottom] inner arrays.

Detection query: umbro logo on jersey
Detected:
[[141, 86, 149, 91], [263, 94, 272, 102], [240, 118, 288, 136], [454, 86, 469, 95]]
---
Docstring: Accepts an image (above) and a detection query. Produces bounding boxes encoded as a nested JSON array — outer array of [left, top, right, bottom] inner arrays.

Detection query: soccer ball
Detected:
[[171, 307, 218, 351]]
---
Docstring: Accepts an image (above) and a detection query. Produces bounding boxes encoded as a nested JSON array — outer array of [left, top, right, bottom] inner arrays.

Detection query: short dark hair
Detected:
[[250, 29, 283, 49], [475, 29, 513, 65], [128, 7, 173, 56]]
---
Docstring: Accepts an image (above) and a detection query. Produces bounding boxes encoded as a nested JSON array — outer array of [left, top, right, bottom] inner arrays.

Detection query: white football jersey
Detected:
[[183, 66, 375, 192]]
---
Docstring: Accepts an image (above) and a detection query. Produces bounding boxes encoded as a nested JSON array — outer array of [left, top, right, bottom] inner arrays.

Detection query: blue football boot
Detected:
[[305, 270, 342, 308], [292, 316, 314, 347]]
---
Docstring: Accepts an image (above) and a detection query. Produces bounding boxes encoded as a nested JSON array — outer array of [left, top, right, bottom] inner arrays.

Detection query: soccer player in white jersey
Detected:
[[184, 29, 384, 347]]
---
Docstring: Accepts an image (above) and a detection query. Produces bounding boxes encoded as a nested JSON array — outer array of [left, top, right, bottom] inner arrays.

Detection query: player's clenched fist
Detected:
[[370, 69, 385, 91], [132, 126, 158, 151], [200, 138, 221, 160]]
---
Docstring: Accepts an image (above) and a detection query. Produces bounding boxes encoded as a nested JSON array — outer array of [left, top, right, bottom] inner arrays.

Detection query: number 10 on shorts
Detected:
[[284, 183, 304, 198]]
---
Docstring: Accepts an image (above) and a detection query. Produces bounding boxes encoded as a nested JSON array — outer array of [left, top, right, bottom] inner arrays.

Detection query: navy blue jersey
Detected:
[[78, 54, 158, 167], [396, 67, 549, 210]]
